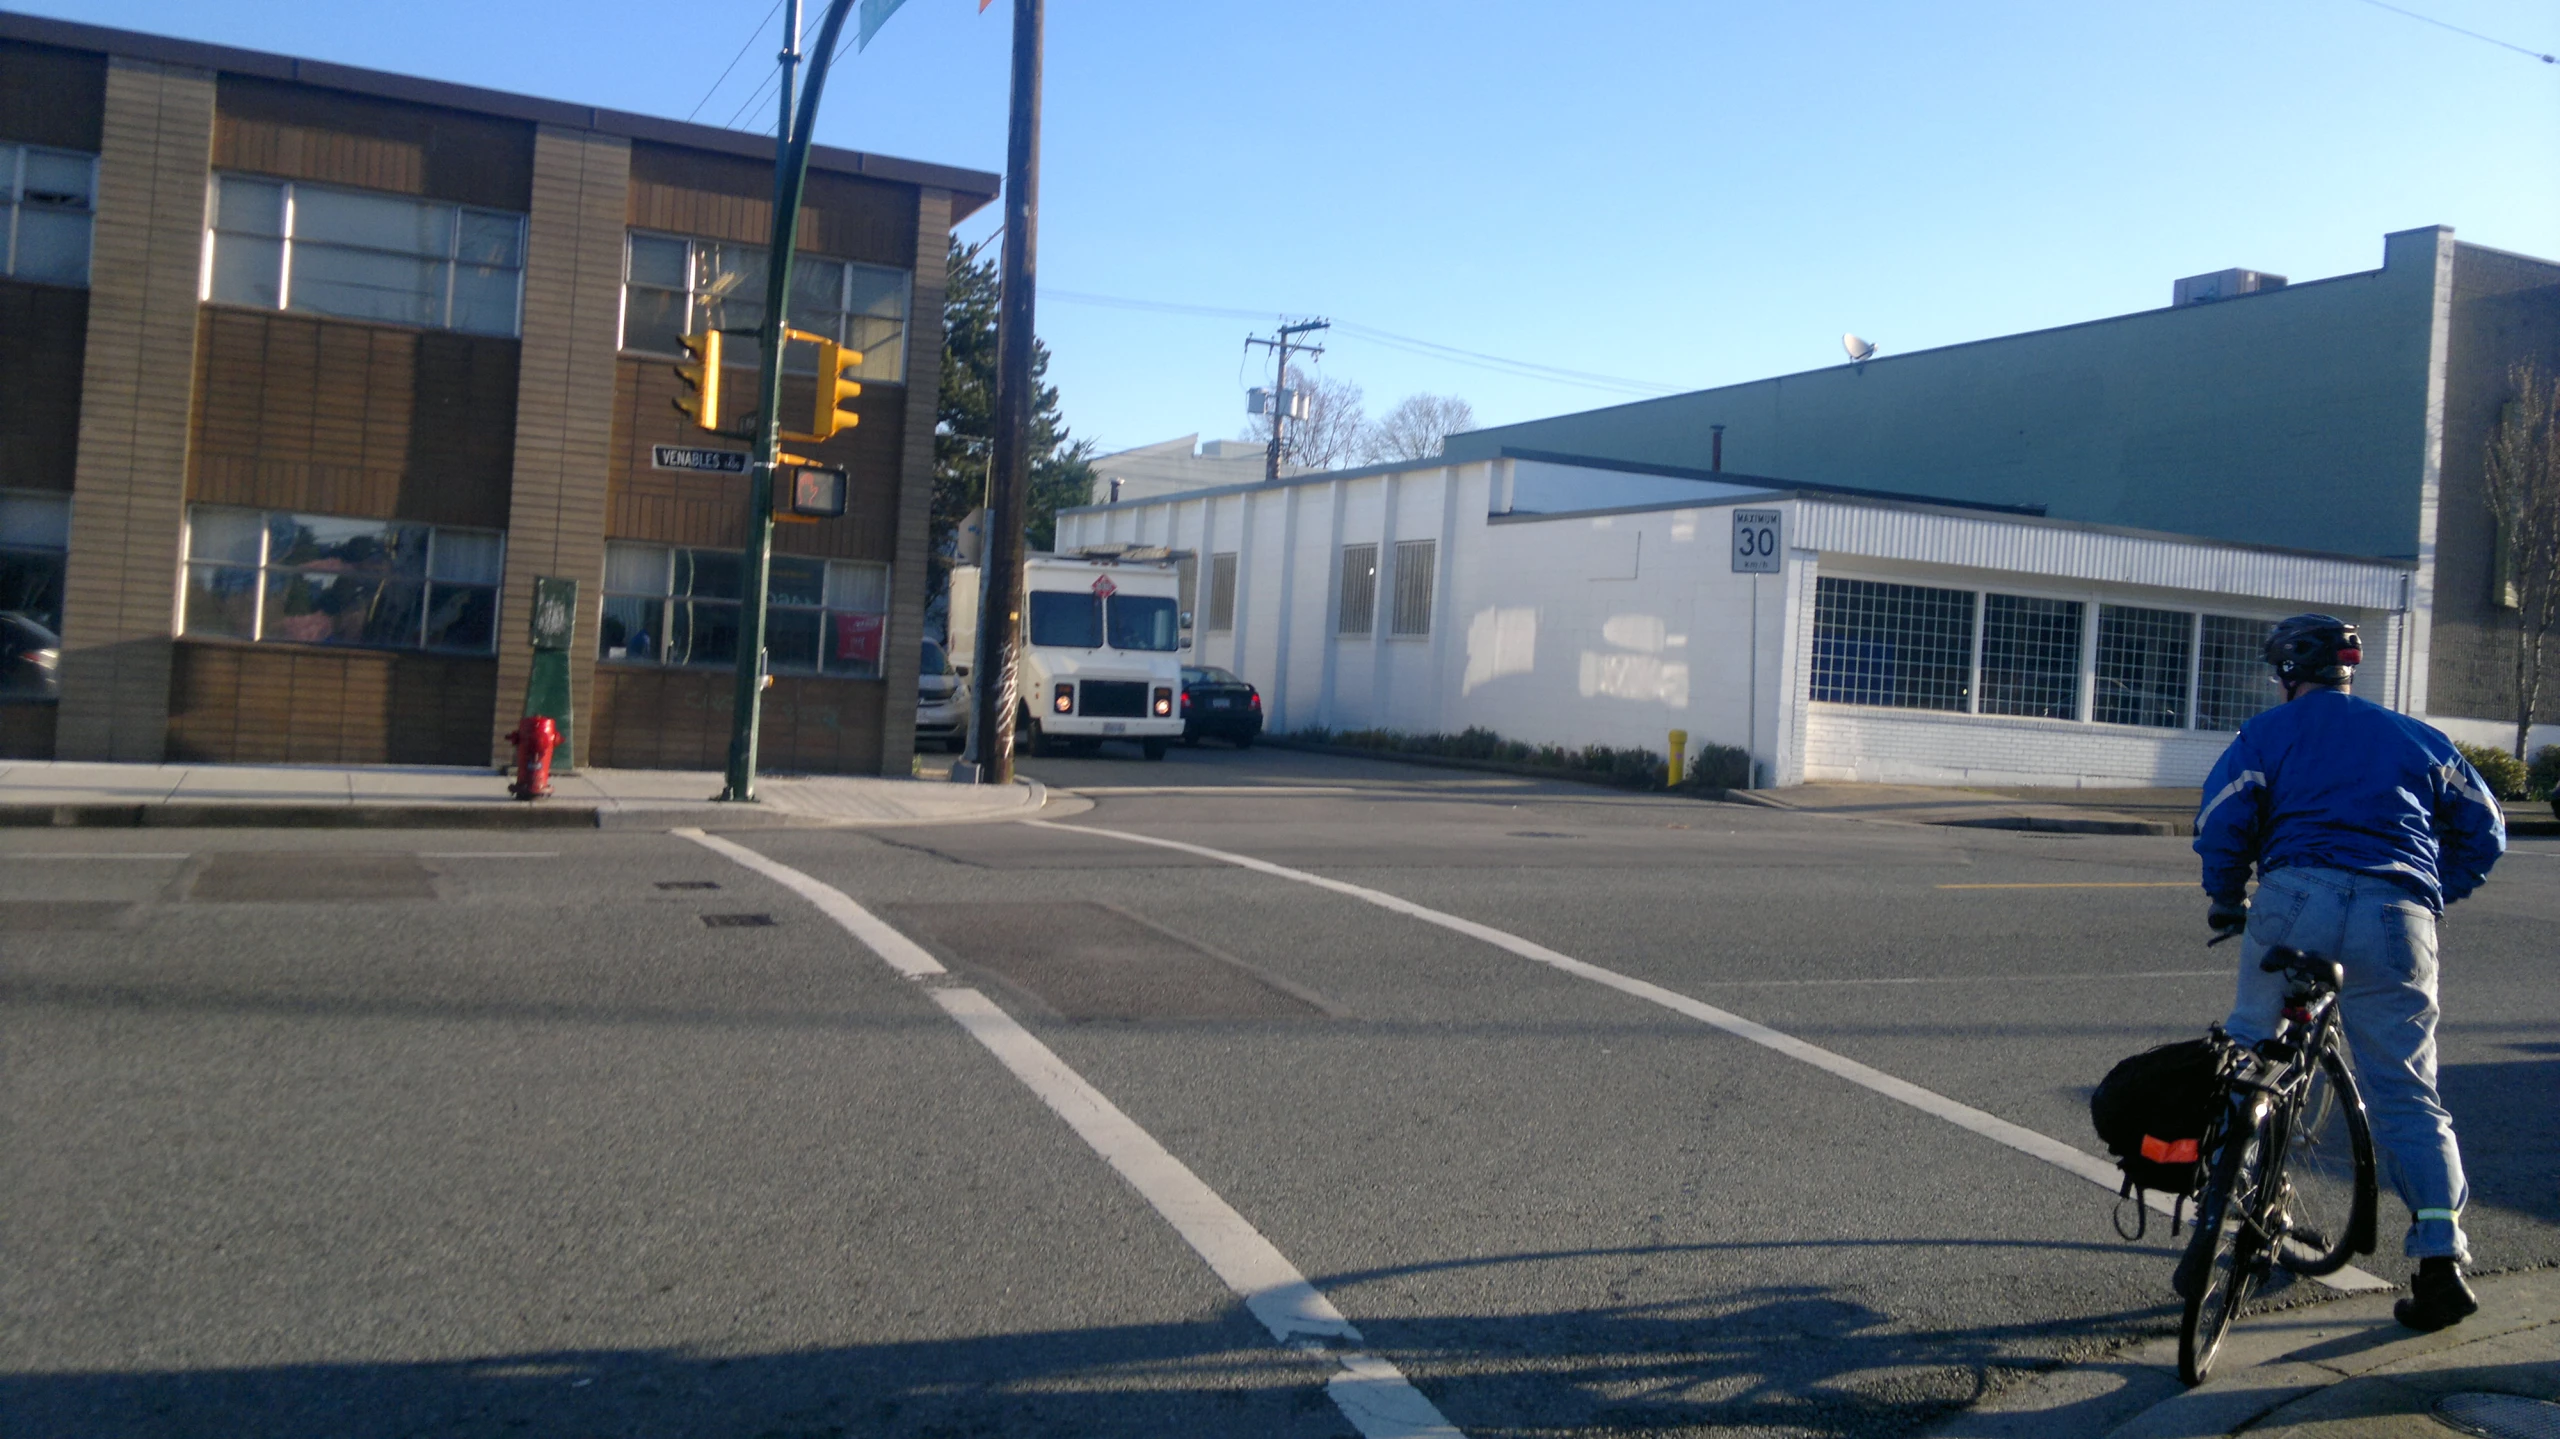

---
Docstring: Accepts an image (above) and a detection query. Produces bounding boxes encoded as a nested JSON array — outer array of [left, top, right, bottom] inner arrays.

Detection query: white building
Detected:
[[1087, 435, 1304, 507], [1054, 454, 2409, 789]]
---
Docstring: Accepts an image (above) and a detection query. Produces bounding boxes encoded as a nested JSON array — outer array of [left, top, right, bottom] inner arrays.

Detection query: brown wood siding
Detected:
[[607, 358, 901, 559], [0, 40, 105, 150], [0, 701, 55, 759], [588, 665, 882, 774], [167, 640, 496, 764], [0, 279, 87, 492], [188, 309, 516, 528], [213, 74, 533, 211], [626, 141, 915, 269]]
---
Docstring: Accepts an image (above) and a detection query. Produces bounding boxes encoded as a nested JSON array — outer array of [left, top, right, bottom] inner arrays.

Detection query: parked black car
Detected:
[[1179, 665, 1261, 747]]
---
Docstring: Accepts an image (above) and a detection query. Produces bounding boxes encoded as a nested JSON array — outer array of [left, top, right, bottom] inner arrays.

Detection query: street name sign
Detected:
[[1732, 509, 1782, 573], [651, 445, 750, 474]]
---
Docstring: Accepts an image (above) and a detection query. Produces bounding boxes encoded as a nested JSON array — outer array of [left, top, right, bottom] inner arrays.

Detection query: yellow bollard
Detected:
[[1667, 729, 1688, 787]]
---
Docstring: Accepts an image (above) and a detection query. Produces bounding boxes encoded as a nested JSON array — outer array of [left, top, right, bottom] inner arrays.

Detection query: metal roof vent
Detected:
[[2174, 268, 2288, 307]]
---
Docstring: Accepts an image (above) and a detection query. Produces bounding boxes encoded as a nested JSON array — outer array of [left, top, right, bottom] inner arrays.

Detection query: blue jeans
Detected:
[[2229, 866, 2470, 1264]]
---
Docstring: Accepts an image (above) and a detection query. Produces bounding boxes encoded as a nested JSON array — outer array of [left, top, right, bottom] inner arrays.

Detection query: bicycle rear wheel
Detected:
[[2180, 1117, 2266, 1386], [2275, 1045, 2379, 1277]]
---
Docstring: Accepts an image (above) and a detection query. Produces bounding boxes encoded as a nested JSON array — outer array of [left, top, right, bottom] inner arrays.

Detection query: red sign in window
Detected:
[[834, 612, 883, 665]]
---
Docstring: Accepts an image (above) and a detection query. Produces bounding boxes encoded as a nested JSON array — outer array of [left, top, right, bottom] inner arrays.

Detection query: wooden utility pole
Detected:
[[1246, 319, 1328, 483], [969, 0, 1044, 785]]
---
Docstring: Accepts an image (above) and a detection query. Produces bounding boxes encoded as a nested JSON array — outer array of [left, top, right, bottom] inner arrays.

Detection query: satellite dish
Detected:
[[1842, 333, 1877, 362]]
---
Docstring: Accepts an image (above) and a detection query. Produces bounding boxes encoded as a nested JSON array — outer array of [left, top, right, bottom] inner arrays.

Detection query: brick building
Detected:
[[0, 14, 995, 773]]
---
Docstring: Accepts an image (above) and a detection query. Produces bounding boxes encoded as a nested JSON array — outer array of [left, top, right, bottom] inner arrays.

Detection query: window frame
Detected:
[[2, 143, 97, 288], [1206, 552, 1237, 633], [1337, 543, 1379, 638], [1812, 572, 2309, 734], [617, 229, 911, 383], [180, 505, 505, 655], [201, 173, 527, 337], [598, 540, 891, 678], [1389, 538, 1436, 638], [0, 489, 72, 643]]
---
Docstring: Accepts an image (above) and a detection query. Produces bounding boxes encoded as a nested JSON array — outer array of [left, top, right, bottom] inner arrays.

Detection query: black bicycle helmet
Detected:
[[2263, 613, 2362, 685]]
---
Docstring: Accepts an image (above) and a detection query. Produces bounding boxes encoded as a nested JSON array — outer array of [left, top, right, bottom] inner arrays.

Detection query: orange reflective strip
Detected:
[[2141, 1135, 2201, 1164]]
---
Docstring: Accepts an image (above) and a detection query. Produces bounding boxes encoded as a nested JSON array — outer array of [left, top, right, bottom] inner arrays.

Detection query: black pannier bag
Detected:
[[2090, 1036, 2230, 1234]]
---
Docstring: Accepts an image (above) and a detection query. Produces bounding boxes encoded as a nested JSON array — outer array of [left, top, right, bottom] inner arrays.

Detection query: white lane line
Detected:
[[1024, 819, 2391, 1294], [676, 829, 1462, 1439], [1694, 969, 2228, 988], [12, 853, 191, 860], [417, 851, 560, 859]]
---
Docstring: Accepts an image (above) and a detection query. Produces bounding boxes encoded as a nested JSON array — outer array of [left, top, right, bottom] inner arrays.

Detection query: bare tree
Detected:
[[2482, 359, 2560, 760], [1363, 393, 1477, 463], [1240, 366, 1369, 472]]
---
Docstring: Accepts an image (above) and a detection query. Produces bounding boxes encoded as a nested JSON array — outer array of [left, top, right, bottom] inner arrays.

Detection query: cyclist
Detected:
[[2194, 613, 2506, 1332]]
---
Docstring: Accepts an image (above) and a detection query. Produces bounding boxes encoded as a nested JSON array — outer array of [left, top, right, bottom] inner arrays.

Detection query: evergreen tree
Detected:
[[933, 237, 1097, 572]]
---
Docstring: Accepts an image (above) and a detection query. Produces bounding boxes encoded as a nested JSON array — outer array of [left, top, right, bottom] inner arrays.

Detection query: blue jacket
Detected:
[[2195, 689, 2505, 912]]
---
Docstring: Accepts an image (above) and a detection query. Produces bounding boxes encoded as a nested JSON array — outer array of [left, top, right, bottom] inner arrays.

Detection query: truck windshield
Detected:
[[1027, 591, 1102, 648], [1107, 595, 1179, 651]]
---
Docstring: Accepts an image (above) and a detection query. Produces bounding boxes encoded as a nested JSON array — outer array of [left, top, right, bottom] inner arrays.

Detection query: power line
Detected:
[[2343, 0, 2555, 62], [1041, 288, 1682, 396], [688, 0, 788, 123]]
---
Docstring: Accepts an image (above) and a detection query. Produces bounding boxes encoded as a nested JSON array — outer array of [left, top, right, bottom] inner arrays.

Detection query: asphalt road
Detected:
[[4, 744, 2553, 1438]]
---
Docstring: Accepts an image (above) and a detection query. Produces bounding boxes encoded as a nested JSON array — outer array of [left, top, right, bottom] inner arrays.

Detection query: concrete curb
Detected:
[[1925, 1266, 2560, 1439], [0, 778, 1051, 831]]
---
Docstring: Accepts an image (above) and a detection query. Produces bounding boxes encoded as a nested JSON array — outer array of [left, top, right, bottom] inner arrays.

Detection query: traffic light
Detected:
[[781, 327, 862, 443], [672, 330, 723, 432]]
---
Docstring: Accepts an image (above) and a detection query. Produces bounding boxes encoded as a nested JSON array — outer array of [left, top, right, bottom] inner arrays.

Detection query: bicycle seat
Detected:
[[2261, 946, 2344, 991]]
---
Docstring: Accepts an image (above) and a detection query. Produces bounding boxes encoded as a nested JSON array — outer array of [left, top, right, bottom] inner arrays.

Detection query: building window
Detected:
[[1, 491, 69, 698], [1338, 543, 1378, 636], [1980, 593, 2084, 720], [181, 506, 503, 653], [620, 231, 909, 381], [2094, 603, 2192, 728], [1810, 577, 1973, 711], [600, 541, 888, 677], [1389, 539, 1436, 637], [3, 144, 95, 287], [1207, 552, 1237, 632], [203, 175, 525, 336], [2197, 614, 2280, 731]]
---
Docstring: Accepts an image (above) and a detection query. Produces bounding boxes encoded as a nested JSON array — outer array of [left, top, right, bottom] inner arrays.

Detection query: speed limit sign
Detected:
[[1731, 509, 1782, 573]]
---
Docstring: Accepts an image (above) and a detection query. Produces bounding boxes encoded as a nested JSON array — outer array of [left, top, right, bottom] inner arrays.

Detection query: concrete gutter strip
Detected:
[[1926, 1266, 2560, 1439]]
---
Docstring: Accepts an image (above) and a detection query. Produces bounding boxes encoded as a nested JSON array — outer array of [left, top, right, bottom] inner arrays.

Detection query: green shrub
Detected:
[[1286, 722, 1755, 792], [1682, 742, 1753, 792], [2454, 741, 2529, 801], [2529, 745, 2559, 803]]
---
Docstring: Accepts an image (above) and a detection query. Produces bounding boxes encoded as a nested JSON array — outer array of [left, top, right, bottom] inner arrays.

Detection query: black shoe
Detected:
[[2393, 1257, 2479, 1332]]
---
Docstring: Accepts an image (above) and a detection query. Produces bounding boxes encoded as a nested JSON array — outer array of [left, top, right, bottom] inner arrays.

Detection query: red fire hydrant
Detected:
[[506, 715, 558, 800]]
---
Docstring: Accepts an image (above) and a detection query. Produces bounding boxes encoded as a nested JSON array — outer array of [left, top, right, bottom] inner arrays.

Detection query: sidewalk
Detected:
[[0, 760, 1047, 830], [1730, 784, 2560, 838], [1930, 1267, 2560, 1438]]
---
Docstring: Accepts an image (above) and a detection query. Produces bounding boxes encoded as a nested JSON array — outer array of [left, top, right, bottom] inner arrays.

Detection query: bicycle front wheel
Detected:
[[2275, 1044, 2379, 1277], [2180, 1117, 2266, 1387]]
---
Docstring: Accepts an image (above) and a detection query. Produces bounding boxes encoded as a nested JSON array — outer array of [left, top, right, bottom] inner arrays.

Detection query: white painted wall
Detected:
[[1055, 460, 2420, 788]]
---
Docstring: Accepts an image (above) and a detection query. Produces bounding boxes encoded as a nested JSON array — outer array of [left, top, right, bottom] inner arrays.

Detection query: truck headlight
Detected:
[[1053, 683, 1074, 714], [1152, 687, 1173, 717]]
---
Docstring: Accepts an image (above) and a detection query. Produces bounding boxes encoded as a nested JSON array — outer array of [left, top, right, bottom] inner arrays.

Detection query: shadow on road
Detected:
[[1, 1249, 2178, 1439]]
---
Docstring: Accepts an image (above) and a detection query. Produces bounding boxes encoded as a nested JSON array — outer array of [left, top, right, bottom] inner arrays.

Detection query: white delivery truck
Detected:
[[948, 548, 1188, 760]]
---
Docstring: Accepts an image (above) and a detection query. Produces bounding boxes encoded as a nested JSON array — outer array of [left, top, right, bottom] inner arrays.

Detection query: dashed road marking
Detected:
[[677, 828, 1464, 1439], [1025, 819, 2390, 1294]]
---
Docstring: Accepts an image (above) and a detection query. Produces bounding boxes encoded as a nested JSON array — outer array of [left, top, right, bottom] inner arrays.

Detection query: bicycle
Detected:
[[2176, 945, 2381, 1386]]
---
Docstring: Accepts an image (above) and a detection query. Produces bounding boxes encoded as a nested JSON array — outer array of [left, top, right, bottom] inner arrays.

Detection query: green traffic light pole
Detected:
[[721, 0, 860, 803]]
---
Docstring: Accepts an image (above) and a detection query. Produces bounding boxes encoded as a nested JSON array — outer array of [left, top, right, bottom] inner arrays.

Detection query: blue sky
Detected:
[[30, 0, 2560, 455]]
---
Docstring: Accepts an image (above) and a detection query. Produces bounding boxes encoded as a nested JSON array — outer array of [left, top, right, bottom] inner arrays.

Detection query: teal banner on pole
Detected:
[[856, 0, 911, 49]]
